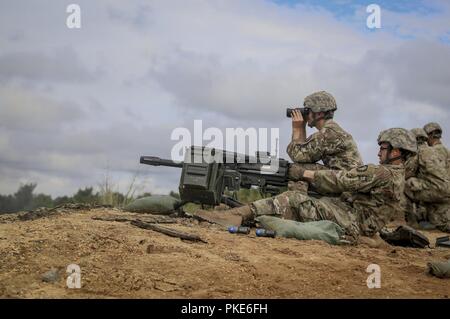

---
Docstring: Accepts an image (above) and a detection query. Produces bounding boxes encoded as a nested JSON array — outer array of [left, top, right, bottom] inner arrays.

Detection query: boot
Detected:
[[379, 225, 430, 248], [436, 235, 450, 248], [193, 205, 253, 228]]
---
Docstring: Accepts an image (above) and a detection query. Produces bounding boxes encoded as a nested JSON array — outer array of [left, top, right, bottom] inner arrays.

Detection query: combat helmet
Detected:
[[423, 122, 442, 138], [378, 128, 417, 154], [410, 128, 428, 144], [303, 91, 337, 113]]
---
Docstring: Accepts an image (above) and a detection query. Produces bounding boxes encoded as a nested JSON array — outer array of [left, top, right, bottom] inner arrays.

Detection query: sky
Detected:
[[0, 0, 449, 197]]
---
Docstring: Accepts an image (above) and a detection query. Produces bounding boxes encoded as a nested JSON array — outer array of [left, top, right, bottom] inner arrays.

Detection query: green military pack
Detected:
[[427, 259, 450, 279], [124, 195, 181, 215], [255, 215, 345, 245]]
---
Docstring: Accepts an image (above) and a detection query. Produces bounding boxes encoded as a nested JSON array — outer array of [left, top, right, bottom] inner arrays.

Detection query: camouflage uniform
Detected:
[[432, 143, 450, 176], [251, 164, 405, 239], [405, 128, 428, 179], [424, 122, 450, 175], [287, 119, 363, 170], [416, 123, 450, 232], [405, 144, 450, 228], [287, 91, 362, 171], [405, 145, 449, 202]]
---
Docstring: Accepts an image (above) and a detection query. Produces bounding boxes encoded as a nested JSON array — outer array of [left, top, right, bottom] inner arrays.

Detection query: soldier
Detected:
[[287, 91, 363, 178], [405, 128, 450, 231], [412, 123, 450, 233], [194, 128, 416, 241], [405, 128, 428, 179], [423, 122, 450, 174], [411, 128, 429, 146]]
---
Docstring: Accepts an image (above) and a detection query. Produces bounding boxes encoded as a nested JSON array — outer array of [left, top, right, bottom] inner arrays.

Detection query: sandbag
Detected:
[[427, 259, 450, 278], [255, 216, 344, 245], [124, 195, 181, 215]]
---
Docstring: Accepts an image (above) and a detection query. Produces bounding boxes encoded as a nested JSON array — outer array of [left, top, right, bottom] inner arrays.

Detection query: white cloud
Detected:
[[0, 86, 84, 131], [0, 47, 97, 82]]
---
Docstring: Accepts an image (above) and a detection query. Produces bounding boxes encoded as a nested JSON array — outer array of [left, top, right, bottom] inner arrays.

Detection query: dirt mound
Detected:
[[0, 208, 449, 298]]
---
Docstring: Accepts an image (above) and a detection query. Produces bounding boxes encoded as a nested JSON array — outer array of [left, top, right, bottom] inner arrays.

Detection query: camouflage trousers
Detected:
[[405, 178, 450, 232], [405, 199, 450, 233], [250, 190, 361, 239]]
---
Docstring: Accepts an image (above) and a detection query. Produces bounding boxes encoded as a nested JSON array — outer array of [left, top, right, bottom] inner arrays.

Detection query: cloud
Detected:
[[0, 47, 97, 82], [106, 3, 153, 28], [0, 86, 84, 132], [150, 49, 308, 120], [376, 40, 450, 109]]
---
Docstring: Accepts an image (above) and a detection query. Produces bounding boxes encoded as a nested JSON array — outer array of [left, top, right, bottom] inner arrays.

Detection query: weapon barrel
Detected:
[[140, 156, 183, 168]]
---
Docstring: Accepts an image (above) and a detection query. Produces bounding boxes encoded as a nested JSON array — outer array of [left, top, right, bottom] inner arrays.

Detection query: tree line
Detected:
[[0, 183, 179, 214], [0, 183, 266, 214]]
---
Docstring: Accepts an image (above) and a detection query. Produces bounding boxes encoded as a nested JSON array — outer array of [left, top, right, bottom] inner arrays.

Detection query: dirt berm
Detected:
[[0, 207, 449, 298]]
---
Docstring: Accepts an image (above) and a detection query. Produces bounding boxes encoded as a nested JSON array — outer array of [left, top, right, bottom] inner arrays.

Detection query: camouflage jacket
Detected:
[[311, 164, 405, 236], [286, 119, 363, 170], [432, 143, 450, 176], [405, 144, 449, 194]]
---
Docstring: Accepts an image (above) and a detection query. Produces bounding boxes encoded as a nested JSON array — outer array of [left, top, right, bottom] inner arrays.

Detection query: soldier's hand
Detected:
[[288, 163, 306, 180], [288, 164, 315, 182], [292, 109, 305, 128]]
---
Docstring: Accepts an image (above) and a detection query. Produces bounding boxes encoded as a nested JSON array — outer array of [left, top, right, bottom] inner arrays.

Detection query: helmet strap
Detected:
[[385, 146, 404, 164], [308, 113, 325, 128], [386, 155, 403, 164]]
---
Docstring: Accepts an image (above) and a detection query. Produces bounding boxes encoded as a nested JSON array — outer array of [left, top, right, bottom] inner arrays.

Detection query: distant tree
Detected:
[[14, 183, 37, 211], [0, 194, 16, 213], [54, 196, 73, 206], [169, 191, 180, 199], [137, 192, 152, 199], [30, 193, 54, 210], [0, 181, 152, 213], [72, 187, 99, 204]]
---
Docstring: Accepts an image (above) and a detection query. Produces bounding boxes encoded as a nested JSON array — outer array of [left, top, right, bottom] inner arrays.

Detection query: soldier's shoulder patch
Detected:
[[374, 165, 393, 180]]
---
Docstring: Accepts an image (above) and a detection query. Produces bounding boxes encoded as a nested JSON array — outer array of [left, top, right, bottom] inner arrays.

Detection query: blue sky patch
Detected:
[[270, 0, 441, 17]]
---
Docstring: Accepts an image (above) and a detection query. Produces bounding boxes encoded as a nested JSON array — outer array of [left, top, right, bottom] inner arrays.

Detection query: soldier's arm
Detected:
[[309, 165, 388, 194], [419, 147, 449, 193], [404, 154, 418, 180], [286, 132, 324, 163]]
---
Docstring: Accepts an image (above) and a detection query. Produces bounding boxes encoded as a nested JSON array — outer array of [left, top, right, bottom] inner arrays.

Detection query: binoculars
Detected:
[[286, 107, 310, 118]]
